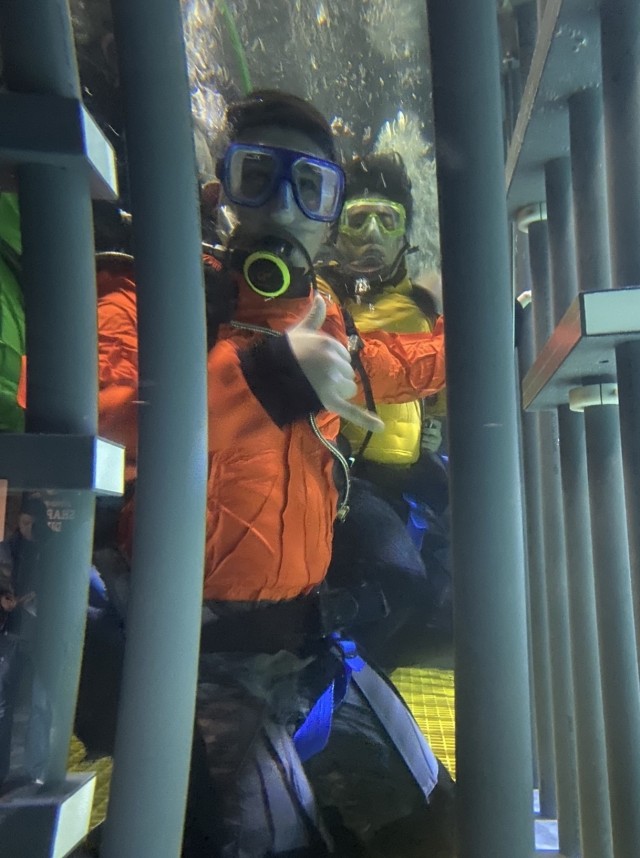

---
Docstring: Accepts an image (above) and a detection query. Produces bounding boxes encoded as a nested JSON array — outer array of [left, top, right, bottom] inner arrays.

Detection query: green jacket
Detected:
[[0, 193, 25, 432]]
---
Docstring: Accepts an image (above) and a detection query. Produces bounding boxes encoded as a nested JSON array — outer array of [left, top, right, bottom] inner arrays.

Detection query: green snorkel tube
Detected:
[[218, 0, 252, 95]]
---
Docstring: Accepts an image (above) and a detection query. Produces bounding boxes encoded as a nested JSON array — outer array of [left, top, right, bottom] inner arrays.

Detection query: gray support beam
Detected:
[[568, 89, 612, 295], [426, 2, 534, 856], [545, 156, 592, 858], [0, 0, 97, 785], [99, 0, 207, 855], [601, 1, 640, 288], [545, 158, 576, 321], [0, 0, 81, 98], [517, 291, 556, 819], [528, 215, 578, 857], [582, 405, 640, 858], [601, 0, 640, 648], [556, 408, 611, 858], [564, 88, 614, 858], [573, 50, 640, 854]]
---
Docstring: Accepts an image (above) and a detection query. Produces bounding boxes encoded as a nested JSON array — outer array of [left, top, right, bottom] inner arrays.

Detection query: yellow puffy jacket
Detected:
[[342, 276, 435, 466]]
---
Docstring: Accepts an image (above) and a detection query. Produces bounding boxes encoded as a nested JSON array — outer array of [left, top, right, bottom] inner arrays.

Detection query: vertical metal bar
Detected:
[[574, 51, 640, 854], [426, 2, 534, 856], [545, 156, 595, 858], [514, 234, 541, 795], [600, 1, 640, 288], [100, 0, 207, 854], [568, 89, 612, 295], [601, 0, 640, 649], [528, 214, 579, 856], [545, 158, 576, 320], [0, 0, 96, 785], [582, 405, 640, 858], [560, 419, 611, 858], [0, 0, 81, 98], [561, 88, 614, 858], [522, 223, 557, 819], [517, 291, 556, 819]]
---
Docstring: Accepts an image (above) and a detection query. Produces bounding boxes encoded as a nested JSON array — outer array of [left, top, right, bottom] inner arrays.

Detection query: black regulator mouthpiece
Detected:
[[243, 237, 297, 297]]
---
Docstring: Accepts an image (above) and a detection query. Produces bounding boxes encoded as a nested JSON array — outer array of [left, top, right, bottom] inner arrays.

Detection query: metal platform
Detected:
[[0, 434, 125, 495], [0, 92, 118, 200], [522, 287, 640, 410]]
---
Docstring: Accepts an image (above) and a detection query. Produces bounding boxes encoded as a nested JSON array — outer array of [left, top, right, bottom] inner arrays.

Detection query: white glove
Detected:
[[286, 294, 384, 434]]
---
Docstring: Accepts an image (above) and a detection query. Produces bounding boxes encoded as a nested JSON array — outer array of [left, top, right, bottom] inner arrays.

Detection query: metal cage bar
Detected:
[[522, 223, 557, 823], [565, 84, 614, 858], [427, 2, 534, 855], [99, 0, 208, 855], [0, 0, 98, 788]]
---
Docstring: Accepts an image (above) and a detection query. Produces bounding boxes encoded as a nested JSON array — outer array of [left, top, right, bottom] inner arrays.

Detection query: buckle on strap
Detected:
[[293, 634, 364, 762]]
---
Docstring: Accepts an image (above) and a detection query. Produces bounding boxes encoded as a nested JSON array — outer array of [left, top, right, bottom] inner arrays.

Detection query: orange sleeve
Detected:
[[97, 289, 139, 468], [320, 293, 445, 406], [358, 316, 446, 405], [98, 294, 138, 389]]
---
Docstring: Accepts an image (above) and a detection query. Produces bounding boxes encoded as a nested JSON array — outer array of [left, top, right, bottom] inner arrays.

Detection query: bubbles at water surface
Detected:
[[179, 0, 433, 158], [67, 0, 440, 270], [376, 110, 440, 276]]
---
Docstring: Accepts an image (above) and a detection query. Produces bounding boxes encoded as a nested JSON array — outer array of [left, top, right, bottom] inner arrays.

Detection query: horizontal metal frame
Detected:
[[506, 0, 602, 216], [0, 434, 124, 494], [523, 287, 640, 410], [0, 92, 118, 200], [0, 773, 96, 858]]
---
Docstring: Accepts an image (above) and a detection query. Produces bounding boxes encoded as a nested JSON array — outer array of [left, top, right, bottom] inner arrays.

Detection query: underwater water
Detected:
[[182, 0, 440, 274], [68, 0, 440, 277]]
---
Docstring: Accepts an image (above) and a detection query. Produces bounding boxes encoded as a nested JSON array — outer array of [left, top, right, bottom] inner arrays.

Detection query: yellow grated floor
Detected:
[[393, 667, 456, 778], [68, 735, 113, 830]]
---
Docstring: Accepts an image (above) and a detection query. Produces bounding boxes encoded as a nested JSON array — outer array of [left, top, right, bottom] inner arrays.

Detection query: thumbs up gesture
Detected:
[[286, 294, 384, 433]]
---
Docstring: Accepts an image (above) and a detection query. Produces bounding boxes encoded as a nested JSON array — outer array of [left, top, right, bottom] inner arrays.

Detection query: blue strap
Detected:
[[293, 635, 364, 762], [403, 494, 429, 551], [88, 565, 109, 609]]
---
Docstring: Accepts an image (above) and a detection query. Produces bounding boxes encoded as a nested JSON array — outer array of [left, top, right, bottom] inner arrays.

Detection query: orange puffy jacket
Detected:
[[18, 254, 140, 479], [204, 276, 445, 601], [96, 254, 139, 482]]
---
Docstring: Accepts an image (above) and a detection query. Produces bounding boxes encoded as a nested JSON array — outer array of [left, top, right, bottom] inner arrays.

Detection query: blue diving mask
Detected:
[[218, 143, 345, 222]]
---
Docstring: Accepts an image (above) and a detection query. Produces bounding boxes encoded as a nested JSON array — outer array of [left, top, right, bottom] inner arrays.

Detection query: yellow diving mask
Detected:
[[339, 197, 407, 238]]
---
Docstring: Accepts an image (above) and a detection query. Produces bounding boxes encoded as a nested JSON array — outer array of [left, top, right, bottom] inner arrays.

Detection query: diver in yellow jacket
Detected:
[[324, 151, 444, 510], [322, 152, 452, 669]]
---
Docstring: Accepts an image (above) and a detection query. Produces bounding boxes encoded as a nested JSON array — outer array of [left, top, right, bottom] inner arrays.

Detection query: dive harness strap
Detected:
[[340, 307, 377, 462], [351, 663, 440, 801], [293, 634, 364, 762], [293, 635, 440, 802], [404, 493, 430, 552]]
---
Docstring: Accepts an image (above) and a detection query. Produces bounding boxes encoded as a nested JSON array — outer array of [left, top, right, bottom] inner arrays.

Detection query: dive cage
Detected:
[[0, 2, 639, 858]]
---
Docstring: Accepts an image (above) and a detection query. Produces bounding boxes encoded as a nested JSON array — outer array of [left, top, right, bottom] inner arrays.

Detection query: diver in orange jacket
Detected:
[[181, 91, 454, 858]]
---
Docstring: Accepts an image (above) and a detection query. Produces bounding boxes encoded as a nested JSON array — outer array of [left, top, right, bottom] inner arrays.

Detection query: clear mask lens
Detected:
[[340, 198, 406, 237], [222, 144, 344, 222]]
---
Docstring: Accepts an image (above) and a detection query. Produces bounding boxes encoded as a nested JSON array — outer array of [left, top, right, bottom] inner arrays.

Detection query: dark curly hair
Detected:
[[344, 151, 413, 229]]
